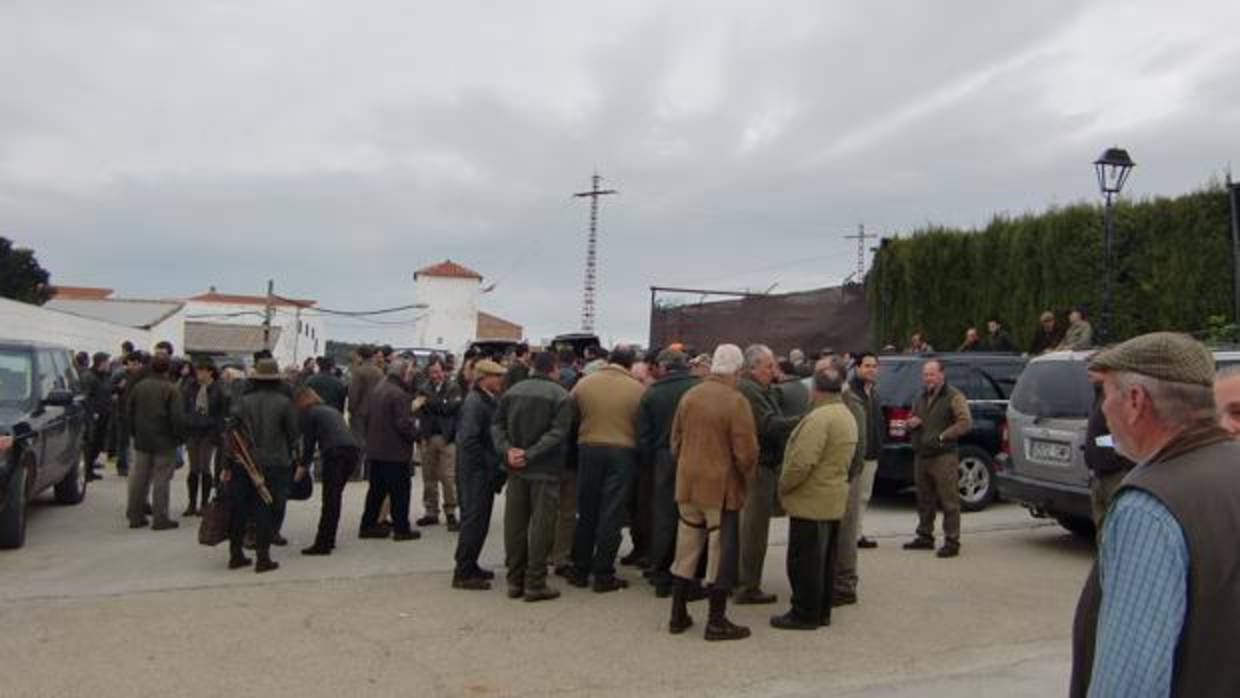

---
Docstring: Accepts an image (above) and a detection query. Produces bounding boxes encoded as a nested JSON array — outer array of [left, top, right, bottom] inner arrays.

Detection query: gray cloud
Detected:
[[3, 0, 1237, 347]]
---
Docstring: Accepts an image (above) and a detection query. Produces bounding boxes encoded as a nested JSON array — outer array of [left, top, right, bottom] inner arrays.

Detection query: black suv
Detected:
[[873, 353, 1026, 511], [0, 340, 90, 549]]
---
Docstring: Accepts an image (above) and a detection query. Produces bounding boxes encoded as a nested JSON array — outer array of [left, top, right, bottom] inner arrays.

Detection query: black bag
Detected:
[[198, 490, 232, 546], [289, 467, 314, 501]]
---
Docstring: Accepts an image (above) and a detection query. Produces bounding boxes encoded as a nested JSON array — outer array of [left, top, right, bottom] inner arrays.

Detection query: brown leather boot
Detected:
[[705, 588, 750, 641], [255, 548, 279, 574], [668, 578, 694, 635]]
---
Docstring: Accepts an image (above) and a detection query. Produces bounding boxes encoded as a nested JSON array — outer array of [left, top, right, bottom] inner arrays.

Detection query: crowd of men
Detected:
[[73, 329, 1240, 692]]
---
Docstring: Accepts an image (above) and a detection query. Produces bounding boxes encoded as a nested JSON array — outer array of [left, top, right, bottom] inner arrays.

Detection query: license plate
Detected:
[[1030, 439, 1072, 464]]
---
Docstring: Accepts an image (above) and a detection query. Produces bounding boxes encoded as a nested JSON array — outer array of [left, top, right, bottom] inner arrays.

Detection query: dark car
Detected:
[[467, 338, 522, 361], [0, 341, 90, 549], [551, 332, 602, 359], [873, 352, 1026, 511], [997, 348, 1240, 539]]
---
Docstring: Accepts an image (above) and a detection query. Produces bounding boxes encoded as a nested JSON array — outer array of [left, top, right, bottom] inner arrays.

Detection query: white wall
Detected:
[[414, 276, 479, 355], [149, 305, 187, 353], [0, 297, 151, 355], [181, 300, 326, 368]]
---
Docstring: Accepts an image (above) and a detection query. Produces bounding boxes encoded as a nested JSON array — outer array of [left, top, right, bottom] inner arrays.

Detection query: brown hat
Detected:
[[250, 358, 283, 381], [1088, 332, 1214, 387], [473, 359, 505, 377]]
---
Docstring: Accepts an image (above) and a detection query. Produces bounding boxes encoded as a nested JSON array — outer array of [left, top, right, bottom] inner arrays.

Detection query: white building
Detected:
[[413, 260, 524, 356]]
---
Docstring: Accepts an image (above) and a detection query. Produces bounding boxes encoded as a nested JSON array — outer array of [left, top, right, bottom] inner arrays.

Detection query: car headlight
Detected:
[[0, 435, 12, 453]]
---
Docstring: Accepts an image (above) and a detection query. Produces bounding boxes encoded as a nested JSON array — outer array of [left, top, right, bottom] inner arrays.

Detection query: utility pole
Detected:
[[573, 172, 618, 333], [844, 223, 876, 282], [262, 279, 274, 352], [1229, 170, 1240, 325]]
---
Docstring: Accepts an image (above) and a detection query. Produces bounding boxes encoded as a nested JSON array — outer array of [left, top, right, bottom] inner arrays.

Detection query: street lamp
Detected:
[[1093, 146, 1136, 343]]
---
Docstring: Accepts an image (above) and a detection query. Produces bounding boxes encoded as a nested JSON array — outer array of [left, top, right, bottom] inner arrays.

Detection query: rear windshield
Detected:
[[875, 361, 922, 406], [1010, 361, 1094, 419], [0, 350, 34, 407]]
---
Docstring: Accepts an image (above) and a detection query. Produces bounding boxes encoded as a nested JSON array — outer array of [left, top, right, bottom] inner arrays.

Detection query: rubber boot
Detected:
[[183, 473, 200, 517], [668, 578, 694, 635], [704, 588, 751, 641]]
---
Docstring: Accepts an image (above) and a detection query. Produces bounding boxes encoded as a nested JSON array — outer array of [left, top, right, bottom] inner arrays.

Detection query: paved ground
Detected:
[[0, 468, 1094, 698]]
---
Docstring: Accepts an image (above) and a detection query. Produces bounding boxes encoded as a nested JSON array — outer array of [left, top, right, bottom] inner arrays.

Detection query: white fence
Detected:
[[0, 297, 151, 356]]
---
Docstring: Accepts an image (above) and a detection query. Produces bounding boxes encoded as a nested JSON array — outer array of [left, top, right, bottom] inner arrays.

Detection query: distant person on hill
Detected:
[[984, 318, 1017, 352], [957, 328, 982, 352], [905, 333, 934, 354], [1027, 311, 1063, 356], [1058, 307, 1095, 351]]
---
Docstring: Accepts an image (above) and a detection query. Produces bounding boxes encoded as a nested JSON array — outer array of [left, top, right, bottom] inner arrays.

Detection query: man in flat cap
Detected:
[[452, 359, 506, 590], [1070, 333, 1240, 698]]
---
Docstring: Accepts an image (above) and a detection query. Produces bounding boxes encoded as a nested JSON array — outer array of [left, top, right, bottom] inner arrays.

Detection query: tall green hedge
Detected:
[[866, 186, 1235, 351]]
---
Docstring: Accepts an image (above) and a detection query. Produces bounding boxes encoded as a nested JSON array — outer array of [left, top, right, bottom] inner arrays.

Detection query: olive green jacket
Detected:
[[778, 393, 858, 521]]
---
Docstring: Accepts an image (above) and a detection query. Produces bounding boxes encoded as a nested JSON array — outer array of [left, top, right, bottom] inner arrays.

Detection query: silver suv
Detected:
[[997, 348, 1240, 539]]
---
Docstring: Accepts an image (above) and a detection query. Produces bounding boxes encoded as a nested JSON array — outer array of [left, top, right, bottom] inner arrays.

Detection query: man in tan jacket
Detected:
[[567, 345, 647, 592], [771, 357, 858, 630], [667, 344, 759, 641]]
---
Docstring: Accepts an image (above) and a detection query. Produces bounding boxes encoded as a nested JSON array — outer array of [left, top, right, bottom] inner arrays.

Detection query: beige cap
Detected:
[[474, 359, 505, 377], [1088, 332, 1214, 387]]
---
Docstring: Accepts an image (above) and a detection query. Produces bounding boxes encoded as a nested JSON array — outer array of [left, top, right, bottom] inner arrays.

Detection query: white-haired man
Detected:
[[666, 344, 759, 641], [1070, 333, 1240, 697]]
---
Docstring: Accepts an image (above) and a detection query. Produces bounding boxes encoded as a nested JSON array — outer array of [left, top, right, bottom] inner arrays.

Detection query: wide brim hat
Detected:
[[473, 359, 506, 377]]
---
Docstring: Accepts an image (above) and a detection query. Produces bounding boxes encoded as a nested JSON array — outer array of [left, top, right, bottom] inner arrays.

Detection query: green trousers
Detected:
[[504, 476, 561, 591]]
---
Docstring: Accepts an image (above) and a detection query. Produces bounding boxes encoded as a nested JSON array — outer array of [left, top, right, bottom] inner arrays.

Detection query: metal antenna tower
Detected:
[[844, 223, 875, 281], [573, 172, 618, 332]]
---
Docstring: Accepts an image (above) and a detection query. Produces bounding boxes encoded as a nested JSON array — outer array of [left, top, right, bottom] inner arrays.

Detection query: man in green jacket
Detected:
[[493, 351, 575, 601], [735, 345, 802, 605], [772, 358, 858, 630], [636, 348, 701, 596], [125, 353, 186, 530], [903, 359, 973, 557]]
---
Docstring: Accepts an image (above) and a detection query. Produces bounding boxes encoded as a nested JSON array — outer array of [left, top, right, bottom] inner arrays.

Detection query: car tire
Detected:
[[1057, 516, 1096, 542], [958, 446, 996, 512], [0, 459, 29, 550], [54, 454, 87, 505]]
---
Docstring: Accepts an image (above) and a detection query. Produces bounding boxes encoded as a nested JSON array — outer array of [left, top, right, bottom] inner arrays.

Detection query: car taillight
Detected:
[[1000, 419, 1010, 456], [885, 406, 912, 440], [0, 435, 12, 452]]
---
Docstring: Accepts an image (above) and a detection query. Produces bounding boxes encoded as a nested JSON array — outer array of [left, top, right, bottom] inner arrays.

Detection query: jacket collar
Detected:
[[810, 392, 843, 408]]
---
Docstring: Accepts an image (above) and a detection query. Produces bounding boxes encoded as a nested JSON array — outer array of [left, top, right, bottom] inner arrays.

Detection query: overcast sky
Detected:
[[4, 1, 1238, 347]]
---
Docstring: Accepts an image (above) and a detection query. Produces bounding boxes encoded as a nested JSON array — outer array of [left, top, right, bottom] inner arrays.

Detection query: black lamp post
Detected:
[[1093, 147, 1136, 343]]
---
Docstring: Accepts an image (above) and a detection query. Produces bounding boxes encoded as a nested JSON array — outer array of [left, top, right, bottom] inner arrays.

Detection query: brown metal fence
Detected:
[[648, 284, 870, 357]]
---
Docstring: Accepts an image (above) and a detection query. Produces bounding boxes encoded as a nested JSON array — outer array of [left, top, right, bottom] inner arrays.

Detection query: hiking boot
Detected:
[[301, 543, 332, 556], [592, 576, 629, 594], [392, 530, 422, 542], [151, 520, 180, 531], [704, 589, 750, 642], [733, 588, 778, 605], [858, 536, 878, 549], [129, 519, 149, 529], [255, 559, 280, 573], [445, 514, 460, 532], [668, 579, 694, 635], [507, 586, 525, 599], [524, 587, 562, 603], [770, 612, 820, 631], [936, 544, 960, 558], [902, 537, 935, 551], [473, 567, 496, 581], [416, 515, 439, 527], [452, 576, 492, 591], [228, 555, 252, 570]]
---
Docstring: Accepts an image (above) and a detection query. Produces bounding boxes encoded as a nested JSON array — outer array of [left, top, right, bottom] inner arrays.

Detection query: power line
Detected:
[[270, 293, 427, 317]]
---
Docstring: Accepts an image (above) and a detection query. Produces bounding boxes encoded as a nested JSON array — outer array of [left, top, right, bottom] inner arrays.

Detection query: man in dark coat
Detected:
[[452, 360, 506, 589], [80, 352, 112, 482], [358, 359, 421, 541], [126, 353, 186, 530], [636, 349, 700, 596], [416, 359, 463, 530], [295, 386, 359, 555], [983, 318, 1017, 352]]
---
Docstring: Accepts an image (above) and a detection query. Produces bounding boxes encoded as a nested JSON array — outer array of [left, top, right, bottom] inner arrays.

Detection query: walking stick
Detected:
[[223, 426, 274, 505]]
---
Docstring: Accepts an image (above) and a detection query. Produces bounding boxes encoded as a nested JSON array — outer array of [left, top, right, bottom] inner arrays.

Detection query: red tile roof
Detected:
[[50, 285, 114, 300], [415, 260, 483, 281], [187, 291, 316, 308], [476, 311, 523, 340]]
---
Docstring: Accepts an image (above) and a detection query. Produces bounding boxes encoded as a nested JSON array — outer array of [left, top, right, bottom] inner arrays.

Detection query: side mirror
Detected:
[[43, 389, 76, 408]]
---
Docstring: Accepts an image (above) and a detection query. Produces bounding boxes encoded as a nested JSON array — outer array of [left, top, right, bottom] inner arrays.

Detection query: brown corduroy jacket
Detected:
[[671, 376, 759, 511]]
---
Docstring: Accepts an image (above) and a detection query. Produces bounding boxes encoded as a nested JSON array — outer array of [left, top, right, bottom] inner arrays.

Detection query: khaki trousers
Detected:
[[551, 468, 577, 567], [128, 449, 176, 526], [856, 459, 878, 537], [737, 465, 778, 593], [914, 453, 961, 544], [833, 475, 863, 595], [671, 503, 739, 589], [420, 435, 457, 517]]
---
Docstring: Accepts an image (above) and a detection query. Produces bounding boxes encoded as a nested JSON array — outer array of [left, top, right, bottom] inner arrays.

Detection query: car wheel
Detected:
[[54, 453, 87, 505], [1056, 516, 1096, 542], [958, 447, 996, 512], [0, 459, 29, 549]]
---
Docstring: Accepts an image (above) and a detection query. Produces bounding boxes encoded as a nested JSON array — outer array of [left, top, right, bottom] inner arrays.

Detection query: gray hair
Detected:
[[1114, 371, 1217, 427], [711, 344, 744, 375], [744, 344, 773, 370], [386, 359, 410, 378], [813, 356, 845, 393]]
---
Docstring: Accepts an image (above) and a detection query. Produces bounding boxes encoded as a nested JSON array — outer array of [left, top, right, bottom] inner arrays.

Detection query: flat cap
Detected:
[[474, 359, 505, 377], [1088, 332, 1214, 387]]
